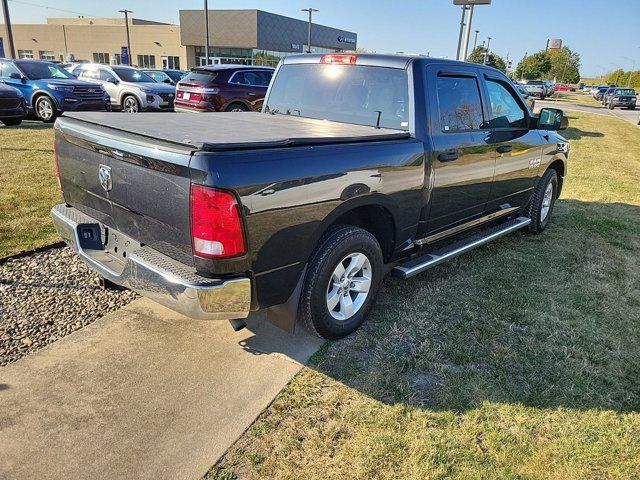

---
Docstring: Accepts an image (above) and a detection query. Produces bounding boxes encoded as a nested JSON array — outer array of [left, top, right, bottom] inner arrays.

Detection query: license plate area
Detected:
[[104, 227, 142, 263], [183, 92, 190, 100]]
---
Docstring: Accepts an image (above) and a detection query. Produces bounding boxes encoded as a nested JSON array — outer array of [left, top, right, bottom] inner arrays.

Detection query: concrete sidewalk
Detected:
[[0, 298, 323, 480]]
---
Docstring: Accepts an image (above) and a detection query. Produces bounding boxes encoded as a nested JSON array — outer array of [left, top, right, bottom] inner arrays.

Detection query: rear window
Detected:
[[265, 63, 409, 131], [526, 80, 543, 85], [181, 70, 219, 84]]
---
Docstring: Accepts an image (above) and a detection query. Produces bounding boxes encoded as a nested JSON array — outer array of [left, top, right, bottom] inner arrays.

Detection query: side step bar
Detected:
[[393, 216, 531, 280]]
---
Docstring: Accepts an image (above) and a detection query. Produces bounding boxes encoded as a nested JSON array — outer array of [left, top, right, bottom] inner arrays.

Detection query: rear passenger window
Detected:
[[486, 79, 527, 128], [437, 76, 484, 131]]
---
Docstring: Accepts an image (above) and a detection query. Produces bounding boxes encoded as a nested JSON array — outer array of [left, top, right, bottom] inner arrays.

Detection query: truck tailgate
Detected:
[[55, 116, 195, 265]]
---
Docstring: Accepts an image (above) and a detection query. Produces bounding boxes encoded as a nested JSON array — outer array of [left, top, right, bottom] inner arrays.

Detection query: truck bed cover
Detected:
[[62, 111, 411, 152]]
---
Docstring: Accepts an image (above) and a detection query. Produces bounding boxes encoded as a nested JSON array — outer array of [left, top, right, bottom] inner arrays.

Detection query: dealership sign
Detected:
[[0, 38, 4, 58], [121, 46, 130, 66], [549, 39, 562, 50], [338, 36, 356, 44], [453, 0, 491, 4]]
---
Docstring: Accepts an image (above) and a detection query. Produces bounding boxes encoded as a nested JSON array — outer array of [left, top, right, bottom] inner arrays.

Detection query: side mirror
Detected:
[[163, 78, 174, 85], [9, 72, 24, 82], [107, 77, 118, 85], [538, 108, 568, 131]]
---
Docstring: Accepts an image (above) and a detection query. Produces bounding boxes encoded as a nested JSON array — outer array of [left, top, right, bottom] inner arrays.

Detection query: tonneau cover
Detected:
[[62, 111, 411, 152]]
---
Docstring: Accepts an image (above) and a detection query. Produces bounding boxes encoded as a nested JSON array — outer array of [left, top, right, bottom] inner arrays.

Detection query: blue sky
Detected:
[[4, 0, 640, 76]]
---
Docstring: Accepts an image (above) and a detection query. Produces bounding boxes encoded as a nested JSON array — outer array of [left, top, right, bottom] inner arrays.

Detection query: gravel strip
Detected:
[[0, 247, 137, 366]]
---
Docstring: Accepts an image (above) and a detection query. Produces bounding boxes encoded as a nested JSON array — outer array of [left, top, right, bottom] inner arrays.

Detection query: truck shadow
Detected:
[[562, 118, 604, 139], [276, 199, 640, 413]]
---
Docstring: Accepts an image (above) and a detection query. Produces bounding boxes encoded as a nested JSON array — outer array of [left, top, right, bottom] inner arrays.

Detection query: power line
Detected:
[[7, 0, 95, 18]]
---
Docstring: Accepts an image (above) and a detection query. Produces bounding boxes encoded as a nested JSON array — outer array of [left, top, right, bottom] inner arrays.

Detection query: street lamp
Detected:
[[472, 29, 479, 51], [483, 36, 491, 64], [621, 56, 636, 87], [301, 7, 319, 53], [118, 9, 133, 65]]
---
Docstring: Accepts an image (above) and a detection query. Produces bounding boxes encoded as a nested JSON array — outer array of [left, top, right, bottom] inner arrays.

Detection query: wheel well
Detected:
[[120, 92, 139, 104], [226, 101, 249, 111], [328, 205, 396, 262], [547, 160, 565, 195], [31, 91, 57, 110]]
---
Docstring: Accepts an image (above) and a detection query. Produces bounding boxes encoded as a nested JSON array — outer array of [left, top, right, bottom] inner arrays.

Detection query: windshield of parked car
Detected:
[[112, 67, 155, 83], [615, 89, 635, 95], [145, 70, 173, 84], [265, 63, 409, 131], [598, 87, 609, 92], [527, 80, 543, 85], [16, 61, 75, 80]]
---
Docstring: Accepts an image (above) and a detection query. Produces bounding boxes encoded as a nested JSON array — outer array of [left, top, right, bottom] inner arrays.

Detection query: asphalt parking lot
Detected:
[[0, 299, 322, 480], [537, 99, 639, 125]]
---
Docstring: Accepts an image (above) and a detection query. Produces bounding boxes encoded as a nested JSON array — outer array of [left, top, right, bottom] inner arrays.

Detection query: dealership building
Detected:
[[0, 9, 357, 69]]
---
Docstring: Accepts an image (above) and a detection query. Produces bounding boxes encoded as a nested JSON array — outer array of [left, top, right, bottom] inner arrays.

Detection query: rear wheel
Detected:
[[35, 96, 57, 123], [1, 118, 22, 126], [526, 168, 558, 234], [299, 225, 383, 340], [122, 95, 140, 113], [225, 102, 249, 112]]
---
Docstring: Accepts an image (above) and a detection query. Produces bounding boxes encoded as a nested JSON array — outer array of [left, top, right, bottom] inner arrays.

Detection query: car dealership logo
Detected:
[[98, 164, 112, 192], [337, 35, 356, 44]]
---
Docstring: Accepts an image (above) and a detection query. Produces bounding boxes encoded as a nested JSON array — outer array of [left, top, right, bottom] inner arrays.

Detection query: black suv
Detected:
[[603, 87, 636, 110], [0, 83, 27, 126]]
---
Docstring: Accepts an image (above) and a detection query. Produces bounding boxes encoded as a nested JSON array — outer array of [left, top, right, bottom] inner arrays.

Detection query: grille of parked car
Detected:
[[73, 86, 105, 100], [0, 97, 20, 109], [159, 92, 175, 103]]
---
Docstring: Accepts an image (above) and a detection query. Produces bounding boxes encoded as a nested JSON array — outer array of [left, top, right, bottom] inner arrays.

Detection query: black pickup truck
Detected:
[[51, 54, 569, 339]]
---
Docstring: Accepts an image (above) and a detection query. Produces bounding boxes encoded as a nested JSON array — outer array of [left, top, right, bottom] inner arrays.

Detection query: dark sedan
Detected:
[[174, 65, 274, 112], [0, 83, 27, 126]]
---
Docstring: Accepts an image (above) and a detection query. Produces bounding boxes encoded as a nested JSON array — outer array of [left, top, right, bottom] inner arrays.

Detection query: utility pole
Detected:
[[461, 3, 474, 61], [455, 6, 468, 61], [472, 29, 479, 52], [301, 7, 318, 53], [484, 36, 491, 65], [1, 0, 16, 59], [545, 38, 549, 52], [118, 9, 133, 65], [204, 0, 210, 65]]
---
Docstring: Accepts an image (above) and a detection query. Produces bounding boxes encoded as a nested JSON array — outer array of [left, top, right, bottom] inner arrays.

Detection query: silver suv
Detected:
[[72, 64, 175, 112]]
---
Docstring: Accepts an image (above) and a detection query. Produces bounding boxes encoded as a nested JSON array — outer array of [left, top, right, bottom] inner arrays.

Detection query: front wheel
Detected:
[[526, 169, 558, 234], [299, 225, 383, 339], [122, 95, 140, 113], [225, 102, 249, 112], [35, 96, 57, 123]]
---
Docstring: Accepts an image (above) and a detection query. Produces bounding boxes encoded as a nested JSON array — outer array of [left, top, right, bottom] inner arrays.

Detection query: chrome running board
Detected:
[[393, 216, 531, 280]]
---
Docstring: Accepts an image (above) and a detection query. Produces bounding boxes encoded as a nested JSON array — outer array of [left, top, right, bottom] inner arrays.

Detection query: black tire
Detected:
[[1, 118, 22, 126], [225, 102, 249, 112], [299, 225, 383, 340], [122, 95, 140, 113], [526, 168, 558, 234], [608, 101, 614, 110], [35, 96, 57, 123]]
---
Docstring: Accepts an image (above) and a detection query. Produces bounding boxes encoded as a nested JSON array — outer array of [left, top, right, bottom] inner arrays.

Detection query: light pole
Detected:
[[1, 0, 16, 58], [204, 0, 210, 65], [301, 7, 319, 53], [621, 56, 636, 87], [455, 6, 468, 61], [118, 9, 133, 65], [472, 29, 479, 51], [483, 36, 491, 64]]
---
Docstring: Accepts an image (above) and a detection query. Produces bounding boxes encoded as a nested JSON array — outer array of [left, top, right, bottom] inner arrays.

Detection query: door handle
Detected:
[[438, 152, 459, 162], [248, 92, 256, 96], [497, 145, 513, 154]]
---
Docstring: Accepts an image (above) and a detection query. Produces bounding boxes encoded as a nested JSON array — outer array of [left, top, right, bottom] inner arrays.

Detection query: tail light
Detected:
[[190, 184, 246, 258], [53, 139, 62, 190], [320, 54, 357, 65]]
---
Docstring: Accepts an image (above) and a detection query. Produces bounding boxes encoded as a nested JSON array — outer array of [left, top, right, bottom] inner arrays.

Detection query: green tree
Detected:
[[545, 47, 581, 83], [515, 51, 552, 80], [467, 46, 507, 72]]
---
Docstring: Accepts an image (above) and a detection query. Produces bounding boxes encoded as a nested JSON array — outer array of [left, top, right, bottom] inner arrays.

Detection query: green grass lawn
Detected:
[[0, 122, 59, 258], [542, 91, 604, 108], [210, 111, 640, 479]]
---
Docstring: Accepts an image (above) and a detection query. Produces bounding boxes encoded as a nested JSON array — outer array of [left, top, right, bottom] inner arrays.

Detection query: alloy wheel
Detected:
[[326, 252, 372, 321], [540, 181, 554, 222], [37, 98, 53, 121]]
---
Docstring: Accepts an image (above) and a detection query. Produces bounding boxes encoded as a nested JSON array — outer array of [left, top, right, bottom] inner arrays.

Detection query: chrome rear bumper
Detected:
[[51, 204, 251, 320]]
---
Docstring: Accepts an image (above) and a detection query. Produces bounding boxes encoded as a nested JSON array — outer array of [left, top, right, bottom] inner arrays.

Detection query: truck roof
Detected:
[[60, 111, 411, 152]]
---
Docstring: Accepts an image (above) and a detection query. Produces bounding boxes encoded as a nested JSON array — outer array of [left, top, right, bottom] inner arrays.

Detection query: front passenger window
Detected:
[[486, 80, 527, 128]]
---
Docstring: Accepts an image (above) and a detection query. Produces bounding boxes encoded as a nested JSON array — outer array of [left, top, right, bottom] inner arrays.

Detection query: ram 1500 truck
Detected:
[[51, 54, 569, 340]]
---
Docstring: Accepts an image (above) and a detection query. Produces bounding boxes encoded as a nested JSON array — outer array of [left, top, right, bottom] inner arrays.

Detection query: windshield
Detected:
[[112, 67, 155, 83], [527, 80, 543, 85], [145, 70, 173, 83], [265, 64, 409, 130], [615, 89, 635, 95], [16, 61, 74, 80]]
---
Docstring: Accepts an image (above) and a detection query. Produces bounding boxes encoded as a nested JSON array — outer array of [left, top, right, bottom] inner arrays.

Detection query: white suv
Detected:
[[72, 64, 175, 112]]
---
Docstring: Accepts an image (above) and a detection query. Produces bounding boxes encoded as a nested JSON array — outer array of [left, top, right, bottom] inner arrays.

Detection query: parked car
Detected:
[[163, 69, 188, 84], [175, 65, 274, 112], [0, 58, 109, 122], [72, 64, 175, 112], [143, 69, 178, 85], [51, 54, 569, 340], [516, 84, 536, 111], [598, 87, 616, 103], [554, 83, 572, 92], [593, 86, 609, 99], [544, 80, 555, 96], [603, 87, 636, 110], [524, 80, 546, 99], [0, 83, 27, 126]]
